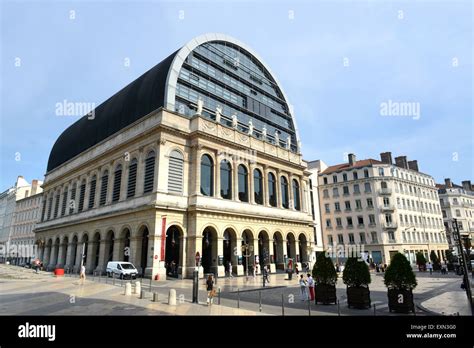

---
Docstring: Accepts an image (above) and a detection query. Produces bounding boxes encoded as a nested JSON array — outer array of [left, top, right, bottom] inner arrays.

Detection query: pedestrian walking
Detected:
[[307, 273, 315, 301], [295, 264, 299, 276], [228, 261, 233, 278], [299, 274, 308, 301], [80, 264, 86, 284], [427, 262, 433, 275], [206, 275, 214, 306], [263, 265, 270, 283]]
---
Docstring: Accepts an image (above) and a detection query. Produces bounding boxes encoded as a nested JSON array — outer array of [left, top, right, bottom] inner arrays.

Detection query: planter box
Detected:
[[54, 268, 65, 277], [347, 286, 371, 309], [388, 288, 415, 313], [315, 284, 337, 305]]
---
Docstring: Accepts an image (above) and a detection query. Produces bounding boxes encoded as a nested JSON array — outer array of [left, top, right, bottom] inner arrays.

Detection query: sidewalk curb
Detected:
[[416, 302, 442, 316]]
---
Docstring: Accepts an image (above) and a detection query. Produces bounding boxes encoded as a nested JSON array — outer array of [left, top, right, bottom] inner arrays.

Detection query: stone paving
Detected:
[[0, 264, 471, 316]]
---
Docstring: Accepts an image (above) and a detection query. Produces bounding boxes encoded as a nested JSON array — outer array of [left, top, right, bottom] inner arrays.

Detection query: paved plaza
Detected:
[[0, 264, 471, 316]]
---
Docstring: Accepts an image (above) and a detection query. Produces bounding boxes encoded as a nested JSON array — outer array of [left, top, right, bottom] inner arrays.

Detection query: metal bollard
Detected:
[[308, 297, 311, 316], [112, 272, 115, 286], [140, 290, 145, 299], [281, 293, 285, 316], [337, 299, 340, 316], [259, 291, 262, 312], [153, 292, 159, 302], [237, 289, 240, 309], [218, 288, 221, 305], [373, 303, 376, 316]]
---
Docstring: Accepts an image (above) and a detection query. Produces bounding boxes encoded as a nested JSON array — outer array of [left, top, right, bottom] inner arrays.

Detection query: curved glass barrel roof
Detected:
[[47, 33, 300, 173]]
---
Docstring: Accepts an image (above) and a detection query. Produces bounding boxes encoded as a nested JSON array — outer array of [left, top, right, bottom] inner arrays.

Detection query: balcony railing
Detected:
[[357, 224, 365, 229], [379, 188, 392, 195], [381, 205, 395, 211], [382, 222, 398, 229], [347, 225, 354, 229], [388, 239, 397, 244]]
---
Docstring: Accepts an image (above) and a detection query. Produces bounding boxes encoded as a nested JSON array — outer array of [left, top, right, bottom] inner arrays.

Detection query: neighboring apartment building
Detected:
[[306, 160, 326, 259], [34, 34, 315, 278], [0, 176, 43, 262], [437, 178, 474, 249], [317, 152, 448, 265], [10, 190, 43, 265]]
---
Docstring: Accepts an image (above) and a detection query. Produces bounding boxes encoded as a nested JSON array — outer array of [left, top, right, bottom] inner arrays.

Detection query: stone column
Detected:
[[85, 241, 95, 273], [56, 242, 65, 268], [276, 170, 281, 208], [253, 238, 260, 274], [178, 235, 187, 279], [112, 238, 122, 261], [74, 243, 83, 272], [129, 236, 141, 270], [263, 166, 269, 207], [215, 151, 221, 198], [83, 176, 91, 212], [234, 238, 244, 276], [186, 235, 204, 279], [268, 239, 276, 273], [65, 242, 74, 268], [106, 164, 115, 205], [136, 150, 145, 196], [289, 174, 295, 210], [48, 244, 57, 270], [43, 244, 50, 267], [249, 165, 255, 204], [97, 239, 107, 273], [216, 237, 226, 277]]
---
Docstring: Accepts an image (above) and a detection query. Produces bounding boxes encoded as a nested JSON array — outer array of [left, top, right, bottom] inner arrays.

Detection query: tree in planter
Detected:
[[445, 250, 457, 271], [416, 252, 426, 271], [312, 252, 338, 304], [429, 251, 441, 271], [342, 258, 371, 309], [384, 253, 418, 313]]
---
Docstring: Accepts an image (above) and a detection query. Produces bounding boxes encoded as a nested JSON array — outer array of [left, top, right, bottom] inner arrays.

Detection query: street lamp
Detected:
[[241, 243, 253, 280]]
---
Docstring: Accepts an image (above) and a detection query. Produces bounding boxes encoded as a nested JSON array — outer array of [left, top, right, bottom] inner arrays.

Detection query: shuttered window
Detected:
[[88, 176, 97, 209], [168, 150, 184, 194], [143, 151, 156, 194], [69, 185, 76, 214], [53, 193, 60, 218], [41, 199, 46, 221], [61, 187, 68, 216], [99, 172, 108, 206], [78, 181, 86, 212], [112, 165, 122, 202], [47, 195, 53, 220], [127, 159, 138, 198]]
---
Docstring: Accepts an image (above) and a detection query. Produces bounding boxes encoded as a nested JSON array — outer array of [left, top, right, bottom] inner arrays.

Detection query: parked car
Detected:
[[106, 261, 138, 279]]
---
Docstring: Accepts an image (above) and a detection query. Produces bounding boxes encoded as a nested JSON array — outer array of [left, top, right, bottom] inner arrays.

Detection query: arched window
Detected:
[[88, 175, 97, 209], [78, 180, 86, 212], [254, 169, 263, 205], [220, 160, 232, 200], [281, 176, 289, 209], [292, 179, 300, 211], [143, 151, 156, 193], [127, 159, 138, 198], [112, 164, 122, 202], [268, 172, 277, 207], [238, 165, 249, 202], [53, 192, 60, 218], [381, 181, 388, 189], [168, 150, 184, 194], [200, 154, 214, 196], [99, 171, 108, 206]]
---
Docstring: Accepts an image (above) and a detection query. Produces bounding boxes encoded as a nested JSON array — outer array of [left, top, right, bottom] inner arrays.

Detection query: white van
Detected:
[[106, 261, 138, 279]]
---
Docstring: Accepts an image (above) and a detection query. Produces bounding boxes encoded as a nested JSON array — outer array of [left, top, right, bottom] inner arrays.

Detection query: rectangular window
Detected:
[[359, 233, 366, 243], [337, 234, 344, 244], [328, 235, 334, 244], [348, 233, 355, 244], [336, 218, 342, 227], [353, 172, 358, 180], [333, 187, 339, 197], [326, 219, 332, 227], [364, 169, 369, 178], [78, 183, 86, 212], [61, 189, 68, 216], [364, 182, 371, 193], [343, 173, 348, 182], [357, 216, 364, 225], [323, 177, 328, 185], [343, 186, 349, 195], [371, 231, 378, 243], [332, 175, 338, 183], [366, 198, 373, 208], [323, 189, 329, 198], [347, 217, 353, 226], [335, 202, 341, 211], [353, 184, 360, 194], [369, 215, 376, 225], [69, 185, 76, 214], [379, 168, 384, 176], [355, 200, 362, 209], [325, 203, 330, 213], [344, 201, 351, 210]]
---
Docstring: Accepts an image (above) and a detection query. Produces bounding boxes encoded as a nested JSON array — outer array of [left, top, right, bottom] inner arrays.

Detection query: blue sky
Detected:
[[0, 0, 472, 190]]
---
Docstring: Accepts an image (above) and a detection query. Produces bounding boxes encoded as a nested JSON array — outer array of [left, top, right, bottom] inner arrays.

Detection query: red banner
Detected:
[[160, 216, 166, 261]]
